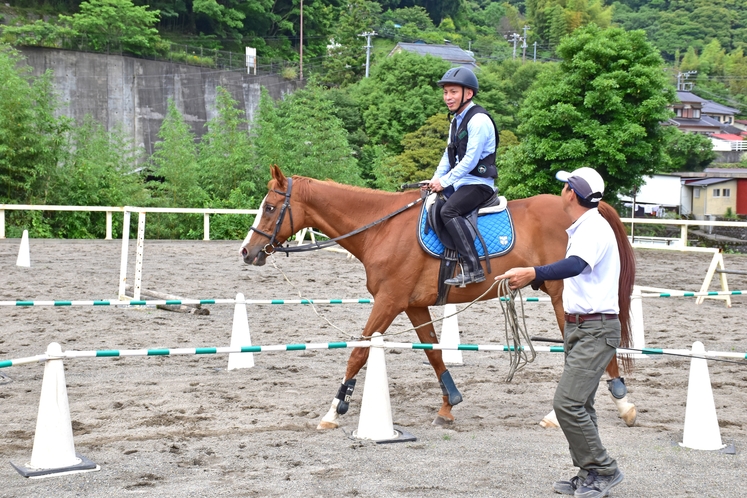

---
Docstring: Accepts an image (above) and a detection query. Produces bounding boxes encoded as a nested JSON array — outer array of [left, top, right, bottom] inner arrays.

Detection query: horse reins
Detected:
[[250, 177, 424, 255]]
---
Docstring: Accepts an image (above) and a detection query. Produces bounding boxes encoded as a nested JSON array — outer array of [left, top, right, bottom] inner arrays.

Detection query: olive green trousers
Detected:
[[554, 316, 621, 478]]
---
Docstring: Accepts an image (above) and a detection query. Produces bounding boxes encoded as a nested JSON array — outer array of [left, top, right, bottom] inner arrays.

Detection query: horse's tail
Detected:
[[598, 201, 635, 373]]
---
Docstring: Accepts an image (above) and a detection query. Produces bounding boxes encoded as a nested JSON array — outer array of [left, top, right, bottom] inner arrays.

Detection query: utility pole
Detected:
[[510, 33, 521, 60], [299, 0, 303, 80], [359, 31, 376, 78], [522, 25, 530, 63], [533, 41, 537, 62], [676, 70, 697, 91]]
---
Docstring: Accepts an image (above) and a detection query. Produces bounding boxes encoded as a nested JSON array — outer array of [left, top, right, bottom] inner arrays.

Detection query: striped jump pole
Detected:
[[3, 290, 746, 308], [3, 342, 746, 369]]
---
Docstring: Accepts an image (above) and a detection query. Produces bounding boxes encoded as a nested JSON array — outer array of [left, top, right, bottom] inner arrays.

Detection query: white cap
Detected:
[[556, 167, 605, 203]]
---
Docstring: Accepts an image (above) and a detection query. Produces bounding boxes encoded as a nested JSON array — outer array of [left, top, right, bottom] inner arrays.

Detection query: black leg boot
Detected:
[[443, 217, 485, 286]]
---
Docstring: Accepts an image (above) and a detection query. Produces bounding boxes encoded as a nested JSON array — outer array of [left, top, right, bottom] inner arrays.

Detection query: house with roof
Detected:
[[620, 170, 747, 218], [679, 169, 747, 217], [388, 42, 477, 69], [669, 91, 723, 134], [702, 100, 741, 127]]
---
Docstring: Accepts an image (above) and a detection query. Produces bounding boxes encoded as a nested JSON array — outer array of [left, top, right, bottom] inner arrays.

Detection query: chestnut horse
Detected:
[[241, 166, 636, 429]]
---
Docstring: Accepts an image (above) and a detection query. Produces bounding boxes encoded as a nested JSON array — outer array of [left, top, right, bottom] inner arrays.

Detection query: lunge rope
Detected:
[[496, 279, 536, 381]]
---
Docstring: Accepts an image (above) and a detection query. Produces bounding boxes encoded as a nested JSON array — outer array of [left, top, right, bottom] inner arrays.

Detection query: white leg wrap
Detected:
[[611, 394, 637, 427], [540, 409, 559, 428], [317, 398, 340, 430]]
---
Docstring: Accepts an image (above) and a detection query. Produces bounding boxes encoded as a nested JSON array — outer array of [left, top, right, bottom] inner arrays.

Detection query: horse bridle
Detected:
[[249, 177, 295, 255]]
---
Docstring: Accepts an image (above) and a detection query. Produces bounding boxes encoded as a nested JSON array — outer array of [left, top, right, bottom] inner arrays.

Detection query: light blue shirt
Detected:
[[432, 102, 496, 191]]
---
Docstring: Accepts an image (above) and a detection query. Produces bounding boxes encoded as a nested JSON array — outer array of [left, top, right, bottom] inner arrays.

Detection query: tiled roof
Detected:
[[685, 178, 732, 186], [702, 100, 740, 115], [670, 115, 722, 128], [676, 91, 708, 104], [712, 133, 744, 141]]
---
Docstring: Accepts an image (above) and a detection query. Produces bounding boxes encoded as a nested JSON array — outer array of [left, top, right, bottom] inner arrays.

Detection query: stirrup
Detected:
[[444, 270, 485, 287]]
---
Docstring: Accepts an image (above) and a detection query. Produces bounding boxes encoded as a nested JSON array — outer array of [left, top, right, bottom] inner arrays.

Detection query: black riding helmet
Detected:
[[437, 67, 479, 94], [437, 67, 479, 115]]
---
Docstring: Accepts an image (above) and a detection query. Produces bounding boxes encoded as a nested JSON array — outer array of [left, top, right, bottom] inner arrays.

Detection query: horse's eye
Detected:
[[265, 205, 276, 213]]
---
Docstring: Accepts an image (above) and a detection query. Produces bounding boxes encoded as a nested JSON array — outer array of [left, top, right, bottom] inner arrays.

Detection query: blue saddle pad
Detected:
[[417, 200, 515, 259]]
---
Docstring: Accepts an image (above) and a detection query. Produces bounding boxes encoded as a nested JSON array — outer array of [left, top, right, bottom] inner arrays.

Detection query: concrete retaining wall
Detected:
[[18, 47, 303, 155]]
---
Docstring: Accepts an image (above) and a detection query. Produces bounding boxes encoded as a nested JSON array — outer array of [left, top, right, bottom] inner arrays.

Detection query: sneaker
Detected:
[[574, 469, 624, 498], [553, 475, 583, 495]]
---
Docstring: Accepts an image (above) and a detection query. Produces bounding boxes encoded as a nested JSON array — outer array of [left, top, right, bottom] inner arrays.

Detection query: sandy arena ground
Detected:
[[1, 238, 746, 497]]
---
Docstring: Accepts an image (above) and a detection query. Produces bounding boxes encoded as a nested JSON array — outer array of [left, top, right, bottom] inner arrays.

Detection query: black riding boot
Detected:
[[443, 217, 485, 286]]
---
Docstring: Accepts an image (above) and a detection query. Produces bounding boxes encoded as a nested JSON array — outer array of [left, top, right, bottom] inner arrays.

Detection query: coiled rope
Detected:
[[495, 279, 536, 381]]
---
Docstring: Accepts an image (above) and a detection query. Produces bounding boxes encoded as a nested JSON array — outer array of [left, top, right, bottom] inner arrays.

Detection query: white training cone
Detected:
[[16, 229, 30, 267], [11, 343, 99, 478], [680, 341, 725, 451], [630, 286, 647, 359], [227, 293, 254, 371], [440, 304, 463, 365], [353, 333, 399, 441]]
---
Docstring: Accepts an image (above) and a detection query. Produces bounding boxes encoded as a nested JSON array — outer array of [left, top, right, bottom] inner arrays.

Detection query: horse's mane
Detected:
[[598, 201, 635, 373], [290, 176, 416, 204]]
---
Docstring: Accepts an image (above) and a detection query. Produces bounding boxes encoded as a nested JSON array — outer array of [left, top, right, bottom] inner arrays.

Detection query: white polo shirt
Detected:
[[562, 208, 620, 315]]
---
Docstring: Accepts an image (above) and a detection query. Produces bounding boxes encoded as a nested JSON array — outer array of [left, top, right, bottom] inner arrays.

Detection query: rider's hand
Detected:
[[428, 179, 444, 192]]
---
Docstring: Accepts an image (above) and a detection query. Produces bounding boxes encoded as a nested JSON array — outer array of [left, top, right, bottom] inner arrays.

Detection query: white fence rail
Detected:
[[2, 205, 745, 245], [0, 205, 260, 240], [621, 217, 747, 247]]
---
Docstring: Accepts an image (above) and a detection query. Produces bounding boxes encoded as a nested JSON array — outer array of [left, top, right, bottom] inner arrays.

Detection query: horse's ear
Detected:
[[270, 165, 287, 189]]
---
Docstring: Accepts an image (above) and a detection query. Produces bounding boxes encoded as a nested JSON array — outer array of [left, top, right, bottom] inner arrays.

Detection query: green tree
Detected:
[[47, 117, 146, 238], [149, 100, 205, 208], [254, 85, 362, 185], [680, 46, 699, 72], [385, 113, 449, 186], [528, 0, 613, 44], [724, 48, 747, 96], [0, 45, 68, 204], [661, 127, 716, 172], [192, 0, 245, 40], [198, 87, 255, 204], [349, 51, 451, 153], [322, 0, 382, 87], [500, 24, 675, 200], [699, 39, 725, 76], [58, 0, 162, 55]]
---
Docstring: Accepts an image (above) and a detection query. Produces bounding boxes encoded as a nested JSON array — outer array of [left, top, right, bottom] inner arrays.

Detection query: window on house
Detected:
[[693, 109, 700, 119], [694, 188, 700, 198], [713, 188, 721, 197], [675, 108, 682, 117], [723, 188, 731, 197]]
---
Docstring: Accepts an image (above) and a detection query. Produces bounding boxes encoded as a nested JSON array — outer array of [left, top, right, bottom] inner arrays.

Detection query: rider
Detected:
[[423, 66, 499, 286]]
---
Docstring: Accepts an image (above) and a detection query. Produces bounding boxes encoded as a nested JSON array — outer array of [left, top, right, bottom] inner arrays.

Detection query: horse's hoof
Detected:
[[316, 420, 339, 430], [539, 418, 559, 428], [432, 415, 454, 427], [540, 409, 559, 428], [620, 405, 637, 427]]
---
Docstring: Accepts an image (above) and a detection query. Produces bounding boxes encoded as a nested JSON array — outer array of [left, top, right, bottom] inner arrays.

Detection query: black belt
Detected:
[[564, 313, 618, 324]]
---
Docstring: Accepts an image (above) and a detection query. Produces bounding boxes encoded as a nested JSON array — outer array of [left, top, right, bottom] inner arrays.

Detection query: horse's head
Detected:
[[240, 166, 302, 266]]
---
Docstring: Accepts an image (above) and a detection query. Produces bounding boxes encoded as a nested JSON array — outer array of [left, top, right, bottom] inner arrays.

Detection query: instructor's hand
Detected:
[[494, 267, 536, 290]]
